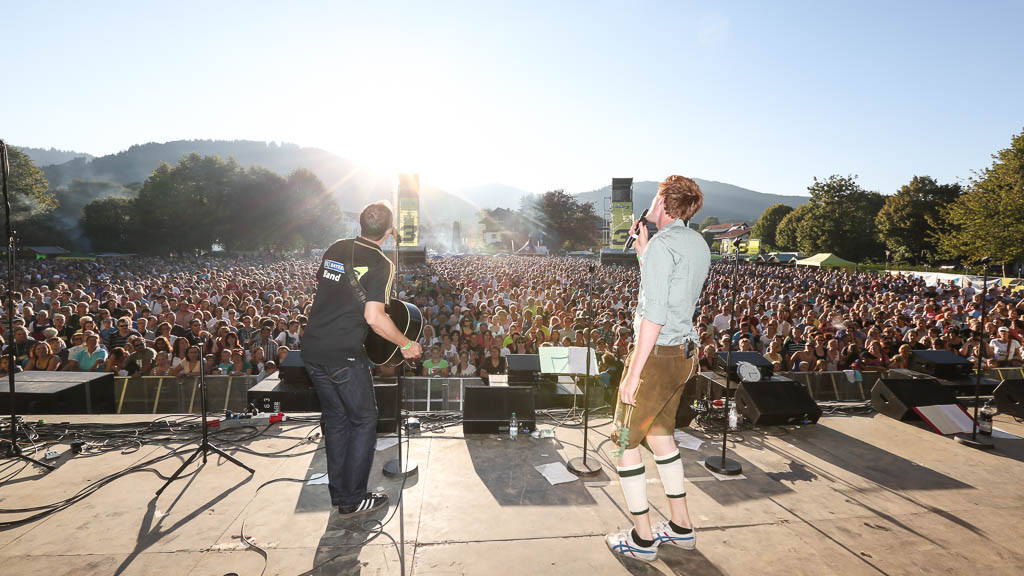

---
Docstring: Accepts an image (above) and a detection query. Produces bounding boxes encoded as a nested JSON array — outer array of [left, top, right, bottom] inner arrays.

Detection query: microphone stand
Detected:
[[156, 335, 254, 496], [0, 139, 54, 472], [956, 259, 995, 450], [381, 197, 415, 576], [569, 265, 601, 476], [706, 249, 742, 475]]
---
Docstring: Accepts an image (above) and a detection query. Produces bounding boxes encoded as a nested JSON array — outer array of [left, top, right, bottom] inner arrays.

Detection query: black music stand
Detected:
[[705, 246, 745, 475], [541, 346, 601, 476], [956, 258, 995, 450], [156, 339, 254, 496]]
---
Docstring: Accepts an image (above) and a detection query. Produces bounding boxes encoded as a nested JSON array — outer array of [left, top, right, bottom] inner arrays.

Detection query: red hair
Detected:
[[658, 175, 703, 221]]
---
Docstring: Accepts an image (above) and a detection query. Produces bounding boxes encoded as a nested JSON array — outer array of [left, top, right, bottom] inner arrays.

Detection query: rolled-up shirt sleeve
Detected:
[[639, 240, 673, 325]]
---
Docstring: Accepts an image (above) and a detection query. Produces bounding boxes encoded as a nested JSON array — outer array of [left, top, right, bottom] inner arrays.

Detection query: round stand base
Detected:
[[704, 457, 743, 476], [567, 456, 602, 476], [954, 433, 995, 450], [383, 458, 419, 478]]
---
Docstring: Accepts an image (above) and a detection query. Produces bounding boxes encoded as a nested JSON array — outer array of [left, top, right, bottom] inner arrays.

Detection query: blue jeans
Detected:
[[305, 355, 377, 508]]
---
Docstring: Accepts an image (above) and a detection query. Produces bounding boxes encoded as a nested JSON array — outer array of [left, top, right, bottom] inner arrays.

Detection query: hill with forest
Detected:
[[574, 179, 808, 225], [35, 140, 483, 230]]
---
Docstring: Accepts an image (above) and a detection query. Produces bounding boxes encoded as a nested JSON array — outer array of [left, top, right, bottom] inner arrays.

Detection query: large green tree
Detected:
[[5, 146, 57, 220], [875, 176, 961, 264], [937, 128, 1024, 274], [526, 190, 602, 252], [133, 154, 242, 253], [285, 168, 341, 250], [775, 204, 811, 251], [81, 197, 138, 252], [795, 175, 885, 262], [751, 203, 794, 250]]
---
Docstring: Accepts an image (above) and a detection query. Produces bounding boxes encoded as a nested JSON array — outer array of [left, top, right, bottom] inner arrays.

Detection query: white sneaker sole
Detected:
[[605, 537, 657, 563]]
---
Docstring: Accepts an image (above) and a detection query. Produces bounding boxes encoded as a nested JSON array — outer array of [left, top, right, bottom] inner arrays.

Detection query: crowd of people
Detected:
[[1, 252, 1022, 387]]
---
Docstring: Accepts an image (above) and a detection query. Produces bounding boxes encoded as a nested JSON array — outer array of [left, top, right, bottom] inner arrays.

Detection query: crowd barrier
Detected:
[[102, 367, 1021, 416], [779, 371, 881, 402], [114, 375, 257, 414], [399, 377, 485, 412]]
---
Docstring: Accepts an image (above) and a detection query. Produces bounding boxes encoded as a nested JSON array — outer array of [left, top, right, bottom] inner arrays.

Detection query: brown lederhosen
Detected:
[[612, 342, 698, 450]]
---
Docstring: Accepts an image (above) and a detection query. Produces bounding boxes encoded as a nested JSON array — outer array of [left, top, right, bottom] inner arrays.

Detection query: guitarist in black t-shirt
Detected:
[[302, 201, 423, 518]]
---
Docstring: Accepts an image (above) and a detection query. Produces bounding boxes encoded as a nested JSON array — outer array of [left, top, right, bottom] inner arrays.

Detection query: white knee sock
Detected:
[[655, 450, 686, 499], [617, 463, 648, 516]]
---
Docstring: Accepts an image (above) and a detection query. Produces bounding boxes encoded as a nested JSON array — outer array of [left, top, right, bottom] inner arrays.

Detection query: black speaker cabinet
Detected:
[[374, 382, 399, 434], [279, 349, 311, 387], [871, 377, 959, 421], [994, 379, 1024, 419], [463, 385, 536, 434], [715, 351, 774, 381], [910, 350, 973, 379], [0, 371, 115, 414], [734, 379, 820, 426]]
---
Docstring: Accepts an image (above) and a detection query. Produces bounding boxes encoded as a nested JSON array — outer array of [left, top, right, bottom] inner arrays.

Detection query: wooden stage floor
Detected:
[[1, 411, 1023, 575]]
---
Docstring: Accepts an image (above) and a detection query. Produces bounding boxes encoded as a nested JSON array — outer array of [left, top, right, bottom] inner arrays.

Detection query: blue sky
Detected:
[[5, 1, 1023, 196]]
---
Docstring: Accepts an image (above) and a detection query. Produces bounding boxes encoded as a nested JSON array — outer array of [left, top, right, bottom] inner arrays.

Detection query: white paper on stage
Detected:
[[375, 436, 399, 451], [993, 427, 1023, 440], [306, 473, 329, 485], [674, 430, 704, 451], [913, 404, 973, 435], [539, 347, 599, 376], [535, 462, 578, 485]]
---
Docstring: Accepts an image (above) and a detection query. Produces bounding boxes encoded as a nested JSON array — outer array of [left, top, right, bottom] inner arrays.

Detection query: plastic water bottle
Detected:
[[979, 401, 995, 435], [728, 406, 738, 430], [509, 412, 519, 441]]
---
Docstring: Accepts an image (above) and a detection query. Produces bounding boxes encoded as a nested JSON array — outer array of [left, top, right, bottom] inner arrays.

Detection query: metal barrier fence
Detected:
[[399, 377, 485, 412], [114, 375, 257, 414]]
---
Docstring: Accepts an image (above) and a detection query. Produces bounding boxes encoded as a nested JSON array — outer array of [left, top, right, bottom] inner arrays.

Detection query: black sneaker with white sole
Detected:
[[338, 492, 389, 517]]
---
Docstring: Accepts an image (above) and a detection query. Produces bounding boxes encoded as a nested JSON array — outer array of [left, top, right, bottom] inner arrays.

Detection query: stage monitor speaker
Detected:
[[715, 351, 774, 381], [507, 354, 553, 385], [600, 249, 640, 267], [993, 379, 1024, 419], [734, 379, 821, 426], [910, 350, 973, 379], [0, 371, 115, 414], [463, 385, 536, 434], [279, 349, 311, 387], [871, 377, 959, 421]]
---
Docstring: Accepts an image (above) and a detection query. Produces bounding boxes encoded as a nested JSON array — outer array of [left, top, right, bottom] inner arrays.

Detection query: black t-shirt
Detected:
[[302, 237, 394, 364]]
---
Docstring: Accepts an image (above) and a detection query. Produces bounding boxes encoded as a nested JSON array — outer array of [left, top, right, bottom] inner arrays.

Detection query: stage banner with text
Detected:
[[397, 173, 419, 247], [610, 177, 634, 250], [610, 202, 634, 250]]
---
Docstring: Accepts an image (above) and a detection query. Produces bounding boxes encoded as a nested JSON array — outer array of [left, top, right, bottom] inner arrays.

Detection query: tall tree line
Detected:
[[478, 190, 601, 252], [751, 127, 1024, 273], [81, 153, 342, 254]]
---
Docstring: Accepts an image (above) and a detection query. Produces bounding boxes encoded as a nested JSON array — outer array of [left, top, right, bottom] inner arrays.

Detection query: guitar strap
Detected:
[[342, 238, 368, 305]]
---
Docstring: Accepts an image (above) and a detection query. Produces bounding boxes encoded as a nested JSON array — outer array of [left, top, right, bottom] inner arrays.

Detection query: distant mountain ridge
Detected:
[[24, 139, 806, 233], [17, 146, 93, 166], [33, 140, 482, 229], [575, 179, 808, 225]]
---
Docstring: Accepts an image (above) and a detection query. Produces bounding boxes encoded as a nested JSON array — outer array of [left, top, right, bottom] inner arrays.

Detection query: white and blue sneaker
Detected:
[[605, 528, 658, 562], [652, 521, 696, 550]]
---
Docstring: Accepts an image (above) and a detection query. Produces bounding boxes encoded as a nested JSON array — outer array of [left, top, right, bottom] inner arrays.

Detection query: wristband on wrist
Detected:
[[401, 341, 413, 350]]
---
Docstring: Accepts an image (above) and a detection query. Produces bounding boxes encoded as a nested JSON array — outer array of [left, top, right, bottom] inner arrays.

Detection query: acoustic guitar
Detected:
[[365, 299, 424, 367]]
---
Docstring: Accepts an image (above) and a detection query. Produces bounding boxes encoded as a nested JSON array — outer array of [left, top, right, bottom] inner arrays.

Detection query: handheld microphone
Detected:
[[623, 208, 649, 252]]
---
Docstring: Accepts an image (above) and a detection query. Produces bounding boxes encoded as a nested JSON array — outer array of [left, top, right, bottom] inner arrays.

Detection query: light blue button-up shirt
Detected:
[[634, 219, 711, 346]]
